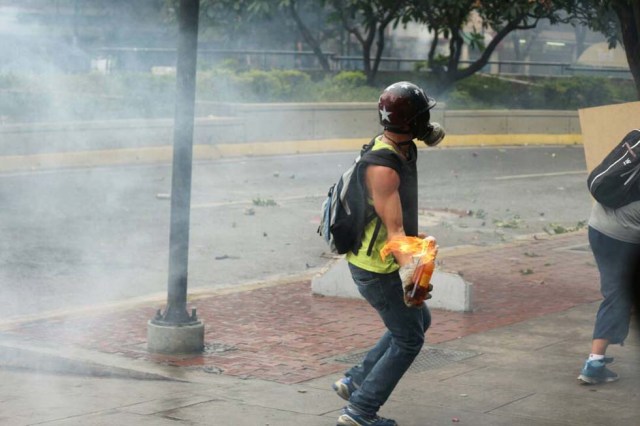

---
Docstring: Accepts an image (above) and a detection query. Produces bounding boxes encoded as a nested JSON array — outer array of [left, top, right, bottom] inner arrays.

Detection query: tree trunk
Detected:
[[370, 23, 386, 85], [451, 16, 526, 82], [613, 0, 640, 99], [361, 27, 375, 85], [574, 25, 587, 61], [370, 9, 403, 85], [512, 32, 522, 60], [428, 28, 439, 65], [288, 1, 331, 72]]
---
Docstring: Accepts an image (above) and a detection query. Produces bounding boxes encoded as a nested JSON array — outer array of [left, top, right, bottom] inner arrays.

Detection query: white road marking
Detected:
[[494, 170, 586, 180], [192, 194, 322, 209]]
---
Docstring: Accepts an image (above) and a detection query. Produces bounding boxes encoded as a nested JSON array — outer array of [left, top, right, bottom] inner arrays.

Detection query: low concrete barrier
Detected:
[[0, 117, 243, 156], [311, 258, 474, 312], [196, 102, 581, 143], [197, 102, 380, 143], [441, 109, 581, 135], [0, 104, 582, 167]]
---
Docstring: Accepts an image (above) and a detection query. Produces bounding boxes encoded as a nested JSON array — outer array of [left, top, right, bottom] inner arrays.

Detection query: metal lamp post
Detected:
[[147, 0, 204, 354]]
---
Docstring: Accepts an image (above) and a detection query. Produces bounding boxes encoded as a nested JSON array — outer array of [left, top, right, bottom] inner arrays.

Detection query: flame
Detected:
[[380, 236, 438, 261]]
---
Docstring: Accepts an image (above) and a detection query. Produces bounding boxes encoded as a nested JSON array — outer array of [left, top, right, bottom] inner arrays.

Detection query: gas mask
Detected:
[[414, 120, 445, 147], [423, 122, 445, 146]]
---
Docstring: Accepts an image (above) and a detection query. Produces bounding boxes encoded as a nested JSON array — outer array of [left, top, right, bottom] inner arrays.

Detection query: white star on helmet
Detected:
[[379, 106, 392, 122]]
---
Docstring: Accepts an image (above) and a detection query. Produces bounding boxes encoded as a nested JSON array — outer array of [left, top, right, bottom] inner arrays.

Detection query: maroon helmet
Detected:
[[378, 81, 436, 139]]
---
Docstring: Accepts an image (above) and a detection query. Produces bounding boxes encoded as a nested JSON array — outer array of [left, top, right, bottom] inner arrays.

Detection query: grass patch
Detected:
[[252, 197, 278, 207]]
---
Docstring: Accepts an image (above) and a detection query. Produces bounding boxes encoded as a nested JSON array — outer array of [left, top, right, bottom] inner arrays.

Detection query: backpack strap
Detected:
[[367, 217, 382, 256]]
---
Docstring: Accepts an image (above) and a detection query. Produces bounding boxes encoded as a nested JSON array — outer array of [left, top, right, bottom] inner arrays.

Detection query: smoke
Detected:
[[0, 3, 172, 348], [0, 1, 316, 329], [0, 164, 170, 316]]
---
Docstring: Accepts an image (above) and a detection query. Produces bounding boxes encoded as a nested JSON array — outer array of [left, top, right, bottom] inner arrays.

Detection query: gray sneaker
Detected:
[[333, 376, 358, 401], [336, 406, 397, 426], [577, 359, 619, 384]]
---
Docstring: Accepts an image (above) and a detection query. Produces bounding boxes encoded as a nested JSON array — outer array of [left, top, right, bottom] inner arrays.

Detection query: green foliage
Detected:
[[197, 68, 241, 102], [216, 59, 245, 71], [1, 69, 637, 123], [543, 220, 587, 235], [242, 70, 286, 99], [451, 75, 528, 108], [332, 71, 368, 88], [413, 55, 449, 73], [493, 215, 523, 229], [465, 31, 486, 51], [197, 68, 377, 103], [413, 61, 429, 72], [538, 76, 623, 109], [198, 68, 312, 102], [0, 73, 175, 123], [274, 70, 313, 97], [445, 89, 484, 109], [443, 74, 636, 110], [567, 0, 622, 48], [313, 72, 380, 101], [252, 197, 278, 206]]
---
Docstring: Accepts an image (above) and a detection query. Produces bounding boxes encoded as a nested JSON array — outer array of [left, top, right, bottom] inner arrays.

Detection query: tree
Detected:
[[169, 0, 289, 49], [236, 0, 339, 72], [409, 0, 575, 88], [571, 0, 640, 99], [266, 0, 412, 84], [180, 0, 337, 71], [327, 0, 411, 84], [511, 26, 541, 61], [192, 0, 411, 84], [283, 1, 328, 71]]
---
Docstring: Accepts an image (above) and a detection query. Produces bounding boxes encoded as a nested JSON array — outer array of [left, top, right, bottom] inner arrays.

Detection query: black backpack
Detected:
[[587, 129, 640, 209], [318, 137, 402, 255]]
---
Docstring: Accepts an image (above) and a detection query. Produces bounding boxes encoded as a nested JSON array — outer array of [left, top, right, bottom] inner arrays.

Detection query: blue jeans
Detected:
[[346, 263, 431, 416], [589, 227, 640, 345]]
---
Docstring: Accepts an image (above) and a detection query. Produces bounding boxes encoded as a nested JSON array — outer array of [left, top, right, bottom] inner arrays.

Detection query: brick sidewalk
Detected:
[[6, 231, 601, 384]]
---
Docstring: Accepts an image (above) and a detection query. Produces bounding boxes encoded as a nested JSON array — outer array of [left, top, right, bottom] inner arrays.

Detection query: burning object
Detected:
[[381, 236, 438, 307]]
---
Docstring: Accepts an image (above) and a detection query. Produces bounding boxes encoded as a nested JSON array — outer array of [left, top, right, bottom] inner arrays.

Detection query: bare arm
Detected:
[[365, 165, 412, 267]]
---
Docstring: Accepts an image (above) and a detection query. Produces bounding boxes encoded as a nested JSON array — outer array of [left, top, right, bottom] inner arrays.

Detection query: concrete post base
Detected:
[[147, 321, 205, 354]]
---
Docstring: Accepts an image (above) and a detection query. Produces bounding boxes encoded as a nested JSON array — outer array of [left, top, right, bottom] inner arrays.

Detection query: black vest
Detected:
[[360, 140, 419, 237]]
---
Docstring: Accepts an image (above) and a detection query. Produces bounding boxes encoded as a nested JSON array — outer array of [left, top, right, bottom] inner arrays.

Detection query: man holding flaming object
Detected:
[[333, 82, 445, 426]]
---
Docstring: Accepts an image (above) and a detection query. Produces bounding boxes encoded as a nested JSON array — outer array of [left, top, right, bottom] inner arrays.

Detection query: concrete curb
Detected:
[[0, 134, 581, 173], [0, 333, 180, 381]]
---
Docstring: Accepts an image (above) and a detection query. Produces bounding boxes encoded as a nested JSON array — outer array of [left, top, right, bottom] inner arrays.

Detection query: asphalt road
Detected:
[[0, 145, 592, 319]]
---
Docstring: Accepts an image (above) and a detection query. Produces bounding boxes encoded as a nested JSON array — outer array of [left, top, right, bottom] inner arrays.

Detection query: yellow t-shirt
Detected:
[[345, 137, 400, 274]]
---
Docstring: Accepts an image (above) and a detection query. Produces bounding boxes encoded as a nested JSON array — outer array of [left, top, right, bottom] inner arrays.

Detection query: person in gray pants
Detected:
[[578, 200, 640, 384]]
